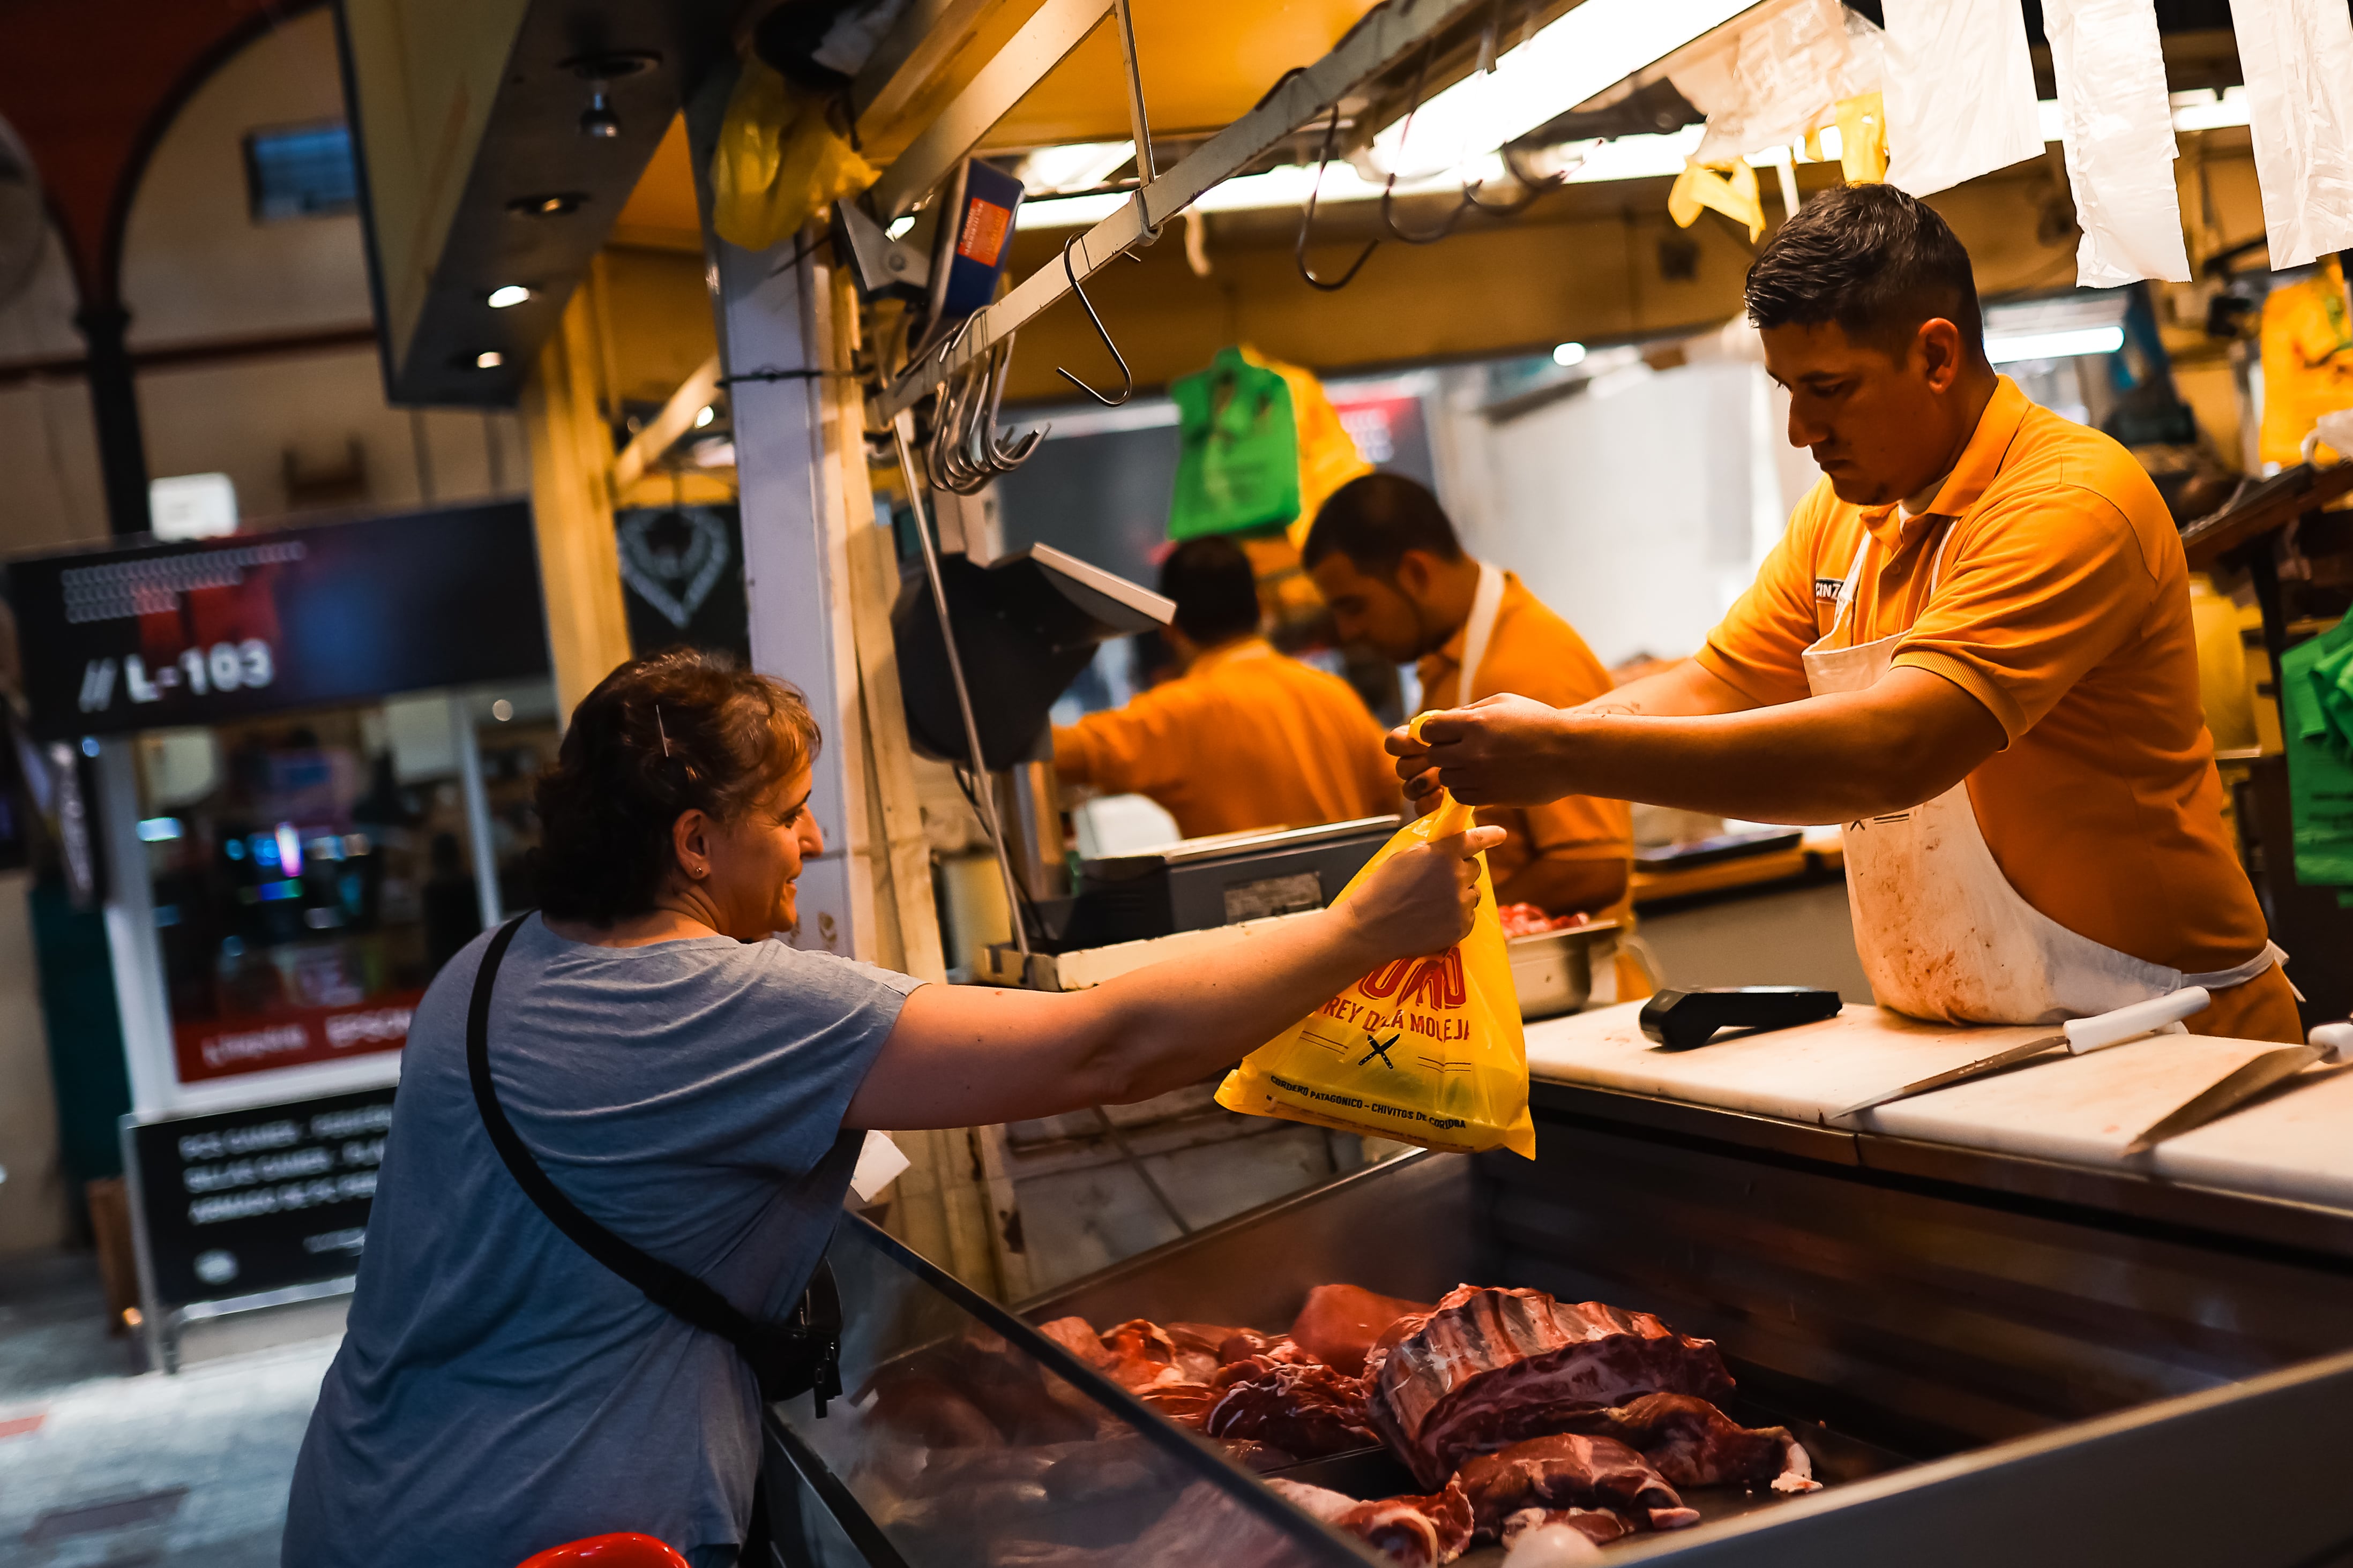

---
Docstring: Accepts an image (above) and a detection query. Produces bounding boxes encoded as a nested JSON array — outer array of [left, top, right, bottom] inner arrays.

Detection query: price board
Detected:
[[122, 1086, 396, 1314]]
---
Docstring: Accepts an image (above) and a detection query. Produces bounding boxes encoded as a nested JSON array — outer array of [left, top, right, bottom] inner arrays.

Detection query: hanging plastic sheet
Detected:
[[2043, 0, 2190, 287], [1880, 0, 2043, 197], [2227, 0, 2353, 268], [1684, 0, 1857, 166]]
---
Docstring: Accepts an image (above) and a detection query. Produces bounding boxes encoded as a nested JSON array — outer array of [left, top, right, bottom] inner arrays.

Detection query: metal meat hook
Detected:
[[1297, 103, 1378, 292], [1054, 235, 1135, 407], [1380, 40, 1474, 245]]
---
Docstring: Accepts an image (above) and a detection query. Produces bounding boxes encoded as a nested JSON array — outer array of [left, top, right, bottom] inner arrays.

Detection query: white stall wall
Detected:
[[1444, 357, 1825, 669]]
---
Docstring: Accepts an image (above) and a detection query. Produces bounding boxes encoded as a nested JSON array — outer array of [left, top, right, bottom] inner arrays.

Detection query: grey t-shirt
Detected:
[[281, 915, 921, 1567]]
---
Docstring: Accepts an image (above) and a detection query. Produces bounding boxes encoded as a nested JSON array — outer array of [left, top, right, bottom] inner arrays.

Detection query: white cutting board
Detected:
[[1526, 1002, 2353, 1213]]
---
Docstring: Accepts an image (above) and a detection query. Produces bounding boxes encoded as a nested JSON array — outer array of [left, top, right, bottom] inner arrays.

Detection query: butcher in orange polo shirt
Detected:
[[1053, 536, 1399, 838], [1304, 474, 1634, 922], [1392, 184, 2298, 1042]]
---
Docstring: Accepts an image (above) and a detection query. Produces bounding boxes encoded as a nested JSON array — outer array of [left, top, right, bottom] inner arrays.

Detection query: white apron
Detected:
[[1805, 529, 2287, 1025], [1454, 561, 1506, 705]]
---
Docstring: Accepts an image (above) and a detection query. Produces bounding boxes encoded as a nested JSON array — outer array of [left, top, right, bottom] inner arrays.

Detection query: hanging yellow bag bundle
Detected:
[[1215, 753, 1536, 1159]]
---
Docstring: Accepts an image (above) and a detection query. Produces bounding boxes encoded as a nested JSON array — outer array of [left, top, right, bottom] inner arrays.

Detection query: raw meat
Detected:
[[1501, 1508, 1632, 1549], [1100, 1319, 1188, 1391], [1166, 1322, 1250, 1382], [1216, 1328, 1316, 1367], [1038, 1316, 1117, 1370], [1289, 1284, 1430, 1376], [1550, 1393, 1817, 1493], [1134, 1380, 1217, 1428], [1498, 904, 1591, 937], [1364, 1286, 1736, 1486], [1265, 1478, 1475, 1568], [1205, 1362, 1381, 1457], [1456, 1434, 1691, 1536]]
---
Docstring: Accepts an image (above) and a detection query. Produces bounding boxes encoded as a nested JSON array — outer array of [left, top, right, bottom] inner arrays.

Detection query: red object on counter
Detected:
[[517, 1534, 690, 1568], [1496, 904, 1591, 937]]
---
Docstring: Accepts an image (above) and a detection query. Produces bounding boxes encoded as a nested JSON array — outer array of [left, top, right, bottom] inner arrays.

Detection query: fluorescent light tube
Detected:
[[1984, 325, 2125, 363]]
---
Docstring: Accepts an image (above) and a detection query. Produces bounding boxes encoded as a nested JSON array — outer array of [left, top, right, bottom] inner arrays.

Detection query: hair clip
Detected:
[[656, 704, 674, 758]]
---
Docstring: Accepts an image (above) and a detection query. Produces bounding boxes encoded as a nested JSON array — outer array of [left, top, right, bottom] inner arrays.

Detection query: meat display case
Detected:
[[761, 1081, 2353, 1566]]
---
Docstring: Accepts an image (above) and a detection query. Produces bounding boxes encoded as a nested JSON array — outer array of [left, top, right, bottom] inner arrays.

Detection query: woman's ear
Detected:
[[671, 809, 711, 881]]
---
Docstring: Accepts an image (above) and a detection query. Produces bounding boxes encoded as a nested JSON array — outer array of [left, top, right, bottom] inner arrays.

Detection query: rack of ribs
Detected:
[[1364, 1285, 1736, 1487]]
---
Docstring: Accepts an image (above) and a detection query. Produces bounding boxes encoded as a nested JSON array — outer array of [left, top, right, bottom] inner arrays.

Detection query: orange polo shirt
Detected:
[[1420, 574, 1634, 919], [1698, 377, 2297, 1042], [1054, 638, 1399, 839]]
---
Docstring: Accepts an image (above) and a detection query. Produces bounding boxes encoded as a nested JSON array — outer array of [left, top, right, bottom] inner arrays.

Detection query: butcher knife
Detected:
[[2121, 1022, 2353, 1154], [1831, 987, 2214, 1122]]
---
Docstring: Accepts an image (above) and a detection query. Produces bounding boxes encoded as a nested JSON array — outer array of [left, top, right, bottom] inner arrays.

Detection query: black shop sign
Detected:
[[122, 1086, 395, 1311], [8, 500, 549, 740]]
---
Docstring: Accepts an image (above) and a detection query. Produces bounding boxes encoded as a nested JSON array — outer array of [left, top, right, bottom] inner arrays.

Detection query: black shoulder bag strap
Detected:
[[465, 915, 842, 1413]]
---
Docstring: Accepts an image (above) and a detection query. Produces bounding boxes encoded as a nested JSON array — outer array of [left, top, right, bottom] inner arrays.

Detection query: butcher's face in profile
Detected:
[[1762, 316, 1976, 508]]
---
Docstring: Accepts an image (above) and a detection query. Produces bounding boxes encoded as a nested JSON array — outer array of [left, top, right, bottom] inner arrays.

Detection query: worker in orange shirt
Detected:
[[1303, 474, 1634, 924], [1052, 536, 1400, 839], [1391, 185, 2298, 1043]]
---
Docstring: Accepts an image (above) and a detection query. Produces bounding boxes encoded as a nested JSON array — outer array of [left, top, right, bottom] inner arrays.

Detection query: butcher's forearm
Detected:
[[1537, 697, 1970, 824]]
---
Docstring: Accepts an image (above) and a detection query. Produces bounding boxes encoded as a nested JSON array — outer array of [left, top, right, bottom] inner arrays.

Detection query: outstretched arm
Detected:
[[1387, 666, 2003, 825], [845, 824, 1506, 1131]]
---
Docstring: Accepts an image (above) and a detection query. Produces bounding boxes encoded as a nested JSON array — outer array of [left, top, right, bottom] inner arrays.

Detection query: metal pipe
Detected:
[[890, 409, 1032, 956], [873, 0, 1499, 419], [1111, 0, 1156, 190]]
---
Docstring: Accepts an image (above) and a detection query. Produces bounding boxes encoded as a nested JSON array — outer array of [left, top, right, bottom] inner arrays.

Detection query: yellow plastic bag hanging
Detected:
[[1832, 92, 1888, 183], [1668, 160, 1765, 242], [710, 57, 879, 252], [1215, 752, 1536, 1159]]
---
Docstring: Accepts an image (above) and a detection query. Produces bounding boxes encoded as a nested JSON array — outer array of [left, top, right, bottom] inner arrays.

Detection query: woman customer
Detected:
[[281, 649, 1492, 1568]]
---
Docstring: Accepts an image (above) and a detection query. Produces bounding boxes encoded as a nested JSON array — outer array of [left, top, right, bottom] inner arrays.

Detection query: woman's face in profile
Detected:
[[697, 764, 823, 939]]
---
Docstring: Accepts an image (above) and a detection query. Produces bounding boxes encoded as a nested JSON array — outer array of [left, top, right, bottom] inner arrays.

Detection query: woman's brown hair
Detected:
[[533, 649, 820, 924]]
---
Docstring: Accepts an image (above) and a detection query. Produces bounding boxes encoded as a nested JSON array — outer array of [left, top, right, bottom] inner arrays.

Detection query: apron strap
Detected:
[[1456, 561, 1506, 705], [1828, 533, 1873, 644], [2178, 939, 2295, 997]]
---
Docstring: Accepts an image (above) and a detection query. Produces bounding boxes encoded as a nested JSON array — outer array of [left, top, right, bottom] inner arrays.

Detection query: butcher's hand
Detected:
[[1340, 826, 1505, 957], [1387, 693, 1575, 809]]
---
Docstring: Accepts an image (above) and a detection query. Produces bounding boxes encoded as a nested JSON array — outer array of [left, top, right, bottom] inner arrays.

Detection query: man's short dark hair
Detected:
[[1157, 535, 1262, 645], [1744, 184, 1985, 361], [1301, 473, 1464, 577]]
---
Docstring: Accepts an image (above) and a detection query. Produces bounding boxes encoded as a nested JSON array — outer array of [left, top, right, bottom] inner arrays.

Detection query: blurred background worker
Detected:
[[1052, 536, 1400, 838], [1305, 475, 1634, 924]]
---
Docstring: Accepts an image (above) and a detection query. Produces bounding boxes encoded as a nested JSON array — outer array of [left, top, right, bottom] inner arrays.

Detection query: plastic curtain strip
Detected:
[[2226, 0, 2353, 268], [2044, 0, 2190, 286], [1880, 0, 2042, 197]]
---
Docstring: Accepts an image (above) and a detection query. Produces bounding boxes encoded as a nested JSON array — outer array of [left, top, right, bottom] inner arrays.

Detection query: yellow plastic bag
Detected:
[[709, 57, 878, 253], [1214, 779, 1536, 1159], [1668, 159, 1765, 243]]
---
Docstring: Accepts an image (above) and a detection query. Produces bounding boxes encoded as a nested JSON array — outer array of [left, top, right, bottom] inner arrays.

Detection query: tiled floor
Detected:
[[0, 1252, 336, 1568]]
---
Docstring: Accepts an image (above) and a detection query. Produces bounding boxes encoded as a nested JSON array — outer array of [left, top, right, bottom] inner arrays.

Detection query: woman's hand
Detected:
[[1339, 826, 1507, 960]]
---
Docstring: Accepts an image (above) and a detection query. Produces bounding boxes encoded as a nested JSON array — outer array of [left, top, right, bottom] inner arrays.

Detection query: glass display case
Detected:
[[763, 1218, 1369, 1568]]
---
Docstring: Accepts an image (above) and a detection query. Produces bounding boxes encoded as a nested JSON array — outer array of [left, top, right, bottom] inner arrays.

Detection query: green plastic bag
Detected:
[[2279, 620, 2353, 886], [1168, 346, 1301, 540]]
